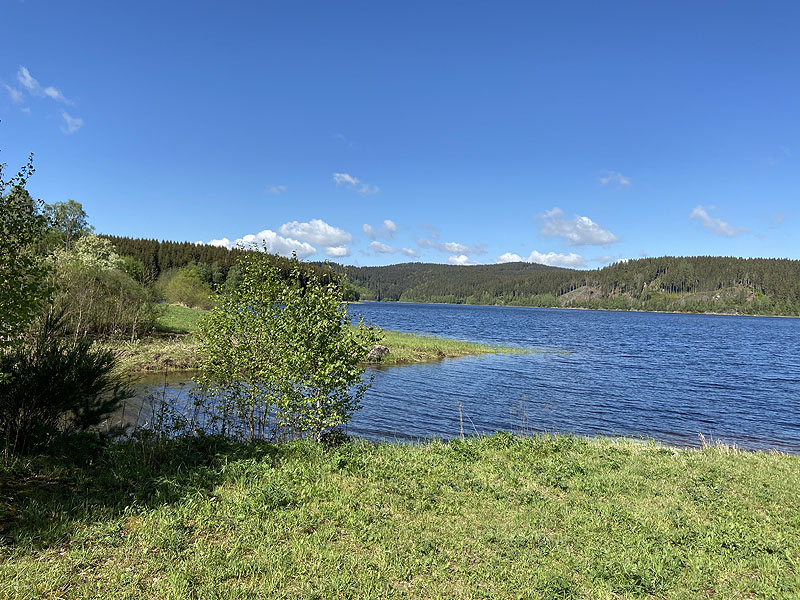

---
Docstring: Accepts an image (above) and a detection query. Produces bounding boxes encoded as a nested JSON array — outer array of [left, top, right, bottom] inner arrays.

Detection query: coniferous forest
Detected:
[[104, 236, 800, 316]]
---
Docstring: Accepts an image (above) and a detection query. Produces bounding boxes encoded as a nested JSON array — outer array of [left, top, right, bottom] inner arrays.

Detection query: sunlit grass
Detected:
[[113, 304, 531, 372], [1, 434, 797, 599]]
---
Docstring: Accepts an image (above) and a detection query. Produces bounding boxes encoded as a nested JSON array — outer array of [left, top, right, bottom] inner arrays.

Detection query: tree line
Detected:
[[332, 257, 800, 316]]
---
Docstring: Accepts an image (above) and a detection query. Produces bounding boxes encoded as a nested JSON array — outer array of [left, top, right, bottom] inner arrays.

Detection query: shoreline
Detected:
[[108, 330, 530, 375], [358, 298, 800, 319]]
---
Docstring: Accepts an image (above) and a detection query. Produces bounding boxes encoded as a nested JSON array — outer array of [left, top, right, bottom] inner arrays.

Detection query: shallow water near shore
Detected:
[[127, 302, 800, 452]]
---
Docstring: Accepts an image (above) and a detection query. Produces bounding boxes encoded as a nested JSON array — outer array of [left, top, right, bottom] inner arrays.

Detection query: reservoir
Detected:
[[133, 302, 800, 452]]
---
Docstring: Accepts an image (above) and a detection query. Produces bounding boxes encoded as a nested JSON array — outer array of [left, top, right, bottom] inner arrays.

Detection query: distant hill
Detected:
[[331, 256, 800, 316], [101, 236, 800, 316]]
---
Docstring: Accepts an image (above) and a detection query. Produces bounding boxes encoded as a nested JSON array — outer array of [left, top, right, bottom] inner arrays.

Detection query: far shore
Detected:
[[358, 298, 800, 319]]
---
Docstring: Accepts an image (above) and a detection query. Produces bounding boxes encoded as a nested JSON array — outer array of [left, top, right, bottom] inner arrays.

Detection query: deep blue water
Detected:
[[134, 303, 800, 452]]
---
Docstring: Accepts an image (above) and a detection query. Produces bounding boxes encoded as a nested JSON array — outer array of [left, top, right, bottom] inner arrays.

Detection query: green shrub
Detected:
[[0, 313, 130, 457], [158, 266, 214, 309]]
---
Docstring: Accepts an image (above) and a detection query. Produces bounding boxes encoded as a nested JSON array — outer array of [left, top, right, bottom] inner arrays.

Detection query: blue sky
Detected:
[[2, 1, 798, 268]]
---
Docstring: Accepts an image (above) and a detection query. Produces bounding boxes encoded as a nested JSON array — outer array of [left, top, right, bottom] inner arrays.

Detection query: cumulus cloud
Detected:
[[4, 84, 23, 104], [600, 171, 632, 187], [61, 111, 84, 134], [268, 185, 287, 194], [333, 172, 380, 195], [496, 250, 586, 268], [278, 219, 352, 246], [363, 219, 397, 240], [207, 230, 317, 258], [401, 247, 418, 258], [689, 205, 745, 237], [539, 207, 618, 246], [325, 245, 349, 258], [369, 241, 397, 254], [417, 238, 485, 255], [278, 219, 353, 258], [448, 255, 478, 266]]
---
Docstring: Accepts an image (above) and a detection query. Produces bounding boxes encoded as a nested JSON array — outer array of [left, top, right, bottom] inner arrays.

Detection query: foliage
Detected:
[[0, 313, 130, 457], [50, 235, 157, 340], [332, 256, 800, 315], [1, 434, 798, 598], [102, 235, 362, 298], [157, 266, 214, 309], [41, 199, 93, 251], [0, 154, 52, 358], [196, 254, 379, 441]]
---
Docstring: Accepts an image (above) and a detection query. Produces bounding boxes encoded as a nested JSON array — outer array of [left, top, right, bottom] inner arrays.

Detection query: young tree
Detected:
[[0, 154, 51, 360], [196, 252, 379, 441]]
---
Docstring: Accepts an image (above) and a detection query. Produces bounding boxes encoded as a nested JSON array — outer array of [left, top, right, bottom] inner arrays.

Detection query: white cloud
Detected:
[[43, 86, 68, 103], [17, 66, 71, 104], [333, 172, 380, 195], [61, 111, 84, 134], [448, 255, 478, 266], [497, 250, 586, 268], [278, 219, 352, 246], [363, 219, 397, 240], [539, 207, 618, 246], [369, 241, 397, 254], [689, 205, 745, 237], [333, 172, 359, 186], [418, 238, 485, 255], [325, 245, 349, 258], [4, 84, 23, 104], [17, 67, 37, 91], [600, 171, 632, 187], [268, 185, 287, 194], [497, 252, 524, 263], [207, 230, 316, 258], [401, 247, 418, 258]]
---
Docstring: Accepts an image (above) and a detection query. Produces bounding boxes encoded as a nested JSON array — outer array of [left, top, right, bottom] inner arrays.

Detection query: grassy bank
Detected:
[[1, 434, 798, 598], [109, 304, 529, 373]]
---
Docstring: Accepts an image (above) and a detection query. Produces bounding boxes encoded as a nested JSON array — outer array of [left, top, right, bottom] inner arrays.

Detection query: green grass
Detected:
[[154, 304, 207, 334], [378, 329, 529, 364], [1, 434, 798, 599], [112, 304, 531, 373]]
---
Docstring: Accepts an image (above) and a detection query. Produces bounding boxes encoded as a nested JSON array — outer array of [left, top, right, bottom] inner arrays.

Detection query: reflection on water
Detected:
[[126, 303, 800, 453]]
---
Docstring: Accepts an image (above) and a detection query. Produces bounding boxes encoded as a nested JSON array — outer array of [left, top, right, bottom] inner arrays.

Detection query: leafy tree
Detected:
[[196, 253, 379, 441], [0, 154, 52, 361], [50, 235, 156, 340], [42, 199, 93, 250], [158, 265, 214, 309]]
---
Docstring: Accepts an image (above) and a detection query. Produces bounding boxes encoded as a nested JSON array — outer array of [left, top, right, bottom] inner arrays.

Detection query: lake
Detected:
[[133, 302, 800, 452]]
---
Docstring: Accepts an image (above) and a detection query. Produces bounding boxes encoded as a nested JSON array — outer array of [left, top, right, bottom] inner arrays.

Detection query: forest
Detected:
[[331, 256, 800, 315], [100, 235, 800, 316]]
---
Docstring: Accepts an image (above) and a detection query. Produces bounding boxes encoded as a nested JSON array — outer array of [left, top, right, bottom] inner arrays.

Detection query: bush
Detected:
[[158, 266, 214, 309], [196, 254, 379, 441], [50, 235, 158, 340], [0, 313, 131, 457]]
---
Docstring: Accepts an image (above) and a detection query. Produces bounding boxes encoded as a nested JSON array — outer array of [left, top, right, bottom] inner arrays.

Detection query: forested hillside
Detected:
[[100, 236, 800, 315], [334, 256, 800, 316]]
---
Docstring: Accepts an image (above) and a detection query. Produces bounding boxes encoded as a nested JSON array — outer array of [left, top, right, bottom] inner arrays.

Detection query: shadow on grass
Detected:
[[0, 433, 285, 550]]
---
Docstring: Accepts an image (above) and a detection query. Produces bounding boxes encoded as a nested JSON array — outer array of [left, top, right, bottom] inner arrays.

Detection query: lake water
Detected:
[[133, 303, 800, 452]]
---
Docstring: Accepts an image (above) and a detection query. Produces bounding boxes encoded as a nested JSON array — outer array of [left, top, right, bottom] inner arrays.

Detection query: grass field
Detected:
[[110, 305, 530, 373], [1, 434, 797, 599]]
